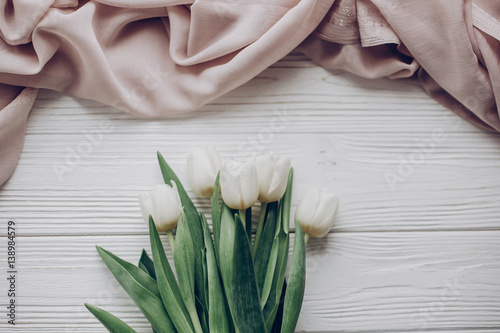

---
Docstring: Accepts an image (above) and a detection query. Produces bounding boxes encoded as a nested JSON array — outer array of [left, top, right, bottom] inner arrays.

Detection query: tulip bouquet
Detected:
[[85, 148, 339, 333]]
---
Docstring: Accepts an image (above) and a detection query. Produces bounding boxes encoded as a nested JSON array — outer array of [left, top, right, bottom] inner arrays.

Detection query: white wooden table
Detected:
[[1, 53, 500, 332]]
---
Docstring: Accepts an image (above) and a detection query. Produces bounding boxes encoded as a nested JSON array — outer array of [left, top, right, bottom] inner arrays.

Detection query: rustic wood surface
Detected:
[[1, 53, 500, 332]]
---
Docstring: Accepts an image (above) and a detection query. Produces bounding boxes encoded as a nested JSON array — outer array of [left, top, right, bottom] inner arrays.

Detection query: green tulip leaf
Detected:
[[95, 246, 175, 333], [263, 199, 290, 332], [201, 213, 231, 333], [231, 213, 267, 333], [137, 250, 159, 333], [281, 221, 306, 333], [260, 235, 279, 308], [211, 172, 221, 260], [174, 212, 204, 333], [138, 262, 147, 275], [138, 249, 156, 280], [97, 247, 159, 297], [270, 281, 287, 333], [245, 207, 252, 240], [254, 201, 278, 296], [261, 173, 292, 329], [148, 217, 195, 333], [199, 247, 210, 333], [281, 168, 293, 234], [85, 304, 138, 333], [157, 151, 206, 314], [218, 201, 236, 316]]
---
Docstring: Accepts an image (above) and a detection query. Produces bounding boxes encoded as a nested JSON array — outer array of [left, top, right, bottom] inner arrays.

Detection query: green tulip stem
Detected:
[[166, 230, 175, 255], [251, 201, 268, 259], [304, 232, 310, 246], [239, 209, 246, 230], [189, 309, 204, 333]]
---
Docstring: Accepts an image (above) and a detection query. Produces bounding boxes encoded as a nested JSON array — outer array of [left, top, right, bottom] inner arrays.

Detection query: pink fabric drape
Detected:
[[301, 0, 500, 131], [1, 0, 499, 185]]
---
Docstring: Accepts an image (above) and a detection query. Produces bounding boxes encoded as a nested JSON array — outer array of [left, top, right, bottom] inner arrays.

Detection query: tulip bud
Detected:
[[255, 152, 291, 202], [220, 159, 259, 210], [295, 188, 339, 238], [138, 181, 182, 232], [187, 146, 221, 197]]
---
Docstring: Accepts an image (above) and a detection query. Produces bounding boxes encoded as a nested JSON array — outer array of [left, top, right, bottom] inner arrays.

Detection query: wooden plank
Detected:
[[0, 232, 498, 332], [2, 128, 499, 234], [28, 71, 478, 135], [2, 74, 500, 235]]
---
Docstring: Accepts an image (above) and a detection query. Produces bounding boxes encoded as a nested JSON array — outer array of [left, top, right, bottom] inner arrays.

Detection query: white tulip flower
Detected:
[[295, 188, 339, 238], [187, 146, 221, 197], [220, 158, 259, 210], [255, 152, 291, 202], [138, 182, 182, 232]]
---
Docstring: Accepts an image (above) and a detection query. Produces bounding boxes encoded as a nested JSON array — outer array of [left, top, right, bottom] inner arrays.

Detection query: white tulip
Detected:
[[220, 159, 259, 210], [187, 146, 221, 197], [295, 188, 339, 238], [138, 182, 182, 232], [255, 152, 291, 202]]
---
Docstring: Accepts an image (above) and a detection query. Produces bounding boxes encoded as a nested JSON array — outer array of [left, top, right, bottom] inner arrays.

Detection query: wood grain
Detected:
[[1, 54, 499, 332], [0, 232, 499, 332]]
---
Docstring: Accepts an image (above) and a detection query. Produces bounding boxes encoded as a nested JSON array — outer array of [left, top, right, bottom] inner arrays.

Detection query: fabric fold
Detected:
[[302, 0, 500, 131], [0, 0, 499, 186], [0, 85, 37, 186]]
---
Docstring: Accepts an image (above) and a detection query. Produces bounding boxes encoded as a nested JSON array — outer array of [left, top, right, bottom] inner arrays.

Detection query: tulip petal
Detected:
[[266, 155, 291, 202], [207, 146, 222, 177], [295, 188, 320, 234], [221, 159, 259, 210], [188, 147, 221, 197], [220, 160, 244, 209], [256, 153, 291, 203], [138, 193, 154, 225], [255, 154, 273, 200], [311, 193, 339, 238], [153, 183, 181, 232], [240, 160, 259, 209]]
